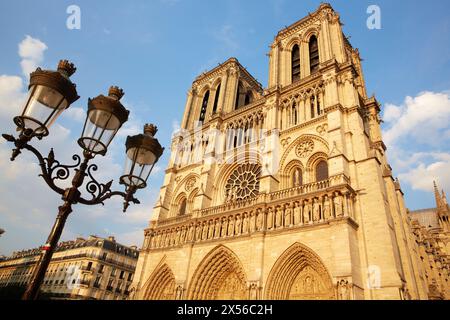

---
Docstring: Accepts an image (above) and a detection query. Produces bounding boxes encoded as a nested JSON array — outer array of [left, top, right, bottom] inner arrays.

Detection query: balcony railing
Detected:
[[148, 174, 357, 250]]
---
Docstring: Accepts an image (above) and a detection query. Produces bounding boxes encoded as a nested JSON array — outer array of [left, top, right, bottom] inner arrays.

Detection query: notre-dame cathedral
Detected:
[[129, 3, 449, 300]]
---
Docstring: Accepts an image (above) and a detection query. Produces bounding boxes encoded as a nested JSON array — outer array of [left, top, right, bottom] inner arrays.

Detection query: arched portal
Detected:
[[188, 245, 247, 300], [143, 263, 176, 300], [265, 242, 335, 300]]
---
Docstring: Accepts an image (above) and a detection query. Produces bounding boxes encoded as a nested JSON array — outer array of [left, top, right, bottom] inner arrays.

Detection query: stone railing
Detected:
[[145, 177, 357, 251]]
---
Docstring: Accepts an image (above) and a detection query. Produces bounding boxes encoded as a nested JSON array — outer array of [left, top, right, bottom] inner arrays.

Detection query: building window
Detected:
[[225, 163, 262, 201], [87, 261, 92, 271], [98, 264, 104, 274], [94, 276, 101, 288], [316, 160, 329, 182], [244, 91, 252, 106], [292, 44, 300, 82], [127, 273, 133, 282], [111, 268, 116, 277], [119, 271, 124, 280], [212, 84, 221, 114], [309, 35, 319, 74], [178, 198, 187, 216], [292, 102, 298, 126], [199, 90, 210, 123], [235, 81, 250, 110], [316, 94, 321, 116]]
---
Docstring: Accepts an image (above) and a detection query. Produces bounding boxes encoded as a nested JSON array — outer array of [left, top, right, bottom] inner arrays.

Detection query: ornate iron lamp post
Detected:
[[1, 60, 164, 300]]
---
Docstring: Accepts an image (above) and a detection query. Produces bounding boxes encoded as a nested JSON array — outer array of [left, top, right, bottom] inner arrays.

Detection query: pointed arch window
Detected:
[[309, 35, 319, 74], [310, 95, 315, 119], [316, 94, 321, 116], [315, 160, 329, 182], [212, 84, 221, 114], [178, 198, 187, 216], [199, 90, 210, 122], [244, 91, 252, 106], [291, 44, 300, 82], [292, 102, 298, 126]]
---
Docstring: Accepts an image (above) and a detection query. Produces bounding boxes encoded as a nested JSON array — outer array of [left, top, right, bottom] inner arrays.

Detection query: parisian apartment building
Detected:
[[0, 235, 139, 300]]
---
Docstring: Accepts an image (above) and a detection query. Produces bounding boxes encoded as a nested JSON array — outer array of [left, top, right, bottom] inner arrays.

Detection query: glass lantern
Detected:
[[120, 124, 164, 189], [14, 60, 79, 137], [78, 86, 129, 156]]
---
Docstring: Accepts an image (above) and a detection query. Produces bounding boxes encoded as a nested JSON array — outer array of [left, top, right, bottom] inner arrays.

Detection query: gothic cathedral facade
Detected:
[[130, 3, 449, 300]]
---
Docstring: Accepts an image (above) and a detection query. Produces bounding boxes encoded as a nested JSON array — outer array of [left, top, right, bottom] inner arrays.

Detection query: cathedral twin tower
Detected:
[[129, 4, 449, 300]]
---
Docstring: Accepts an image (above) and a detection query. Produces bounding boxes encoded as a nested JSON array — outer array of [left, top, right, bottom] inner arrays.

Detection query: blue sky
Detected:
[[0, 0, 449, 255]]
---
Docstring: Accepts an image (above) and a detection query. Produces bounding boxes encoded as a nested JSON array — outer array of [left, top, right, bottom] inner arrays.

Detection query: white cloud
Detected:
[[398, 157, 450, 192], [62, 106, 86, 122], [382, 91, 450, 195], [383, 91, 450, 148], [18, 35, 48, 77]]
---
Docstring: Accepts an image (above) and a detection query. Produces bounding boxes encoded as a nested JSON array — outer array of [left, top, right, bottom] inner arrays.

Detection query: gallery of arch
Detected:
[[129, 3, 450, 300]]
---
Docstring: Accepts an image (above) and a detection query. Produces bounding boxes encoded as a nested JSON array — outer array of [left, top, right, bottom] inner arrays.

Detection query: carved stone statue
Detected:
[[235, 215, 242, 235], [175, 227, 181, 245], [220, 217, 228, 237], [256, 209, 263, 231], [313, 198, 320, 222], [214, 219, 221, 238], [208, 220, 214, 239], [275, 206, 283, 228], [155, 233, 161, 248], [249, 212, 256, 233], [202, 221, 208, 240], [334, 193, 343, 217], [165, 232, 170, 247], [249, 282, 258, 300], [188, 224, 195, 241], [150, 234, 156, 248], [242, 213, 249, 234], [180, 226, 186, 244], [323, 195, 331, 220], [195, 223, 202, 240], [175, 285, 184, 300], [228, 217, 235, 237], [294, 202, 301, 225], [294, 167, 301, 187], [284, 203, 292, 227], [303, 201, 311, 224], [267, 207, 274, 230], [337, 279, 351, 300]]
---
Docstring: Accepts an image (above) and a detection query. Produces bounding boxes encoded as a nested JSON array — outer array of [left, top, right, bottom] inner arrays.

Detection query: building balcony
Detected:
[[147, 174, 358, 250], [80, 266, 93, 273], [78, 279, 90, 288]]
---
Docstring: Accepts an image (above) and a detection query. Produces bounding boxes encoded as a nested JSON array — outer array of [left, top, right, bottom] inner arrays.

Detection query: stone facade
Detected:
[[0, 236, 139, 300], [130, 3, 449, 300]]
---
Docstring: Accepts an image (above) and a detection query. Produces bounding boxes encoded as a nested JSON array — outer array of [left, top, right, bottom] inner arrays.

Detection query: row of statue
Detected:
[[147, 192, 354, 249]]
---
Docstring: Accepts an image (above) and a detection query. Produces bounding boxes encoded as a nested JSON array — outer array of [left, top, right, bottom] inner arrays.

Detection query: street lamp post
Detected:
[[1, 60, 164, 300]]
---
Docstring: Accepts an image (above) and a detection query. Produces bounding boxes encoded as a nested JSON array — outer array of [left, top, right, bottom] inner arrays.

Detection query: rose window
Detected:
[[295, 139, 314, 158], [225, 163, 261, 201]]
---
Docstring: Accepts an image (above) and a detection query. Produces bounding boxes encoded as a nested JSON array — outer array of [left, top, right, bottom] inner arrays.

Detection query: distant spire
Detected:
[[433, 181, 442, 208], [442, 189, 448, 205]]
